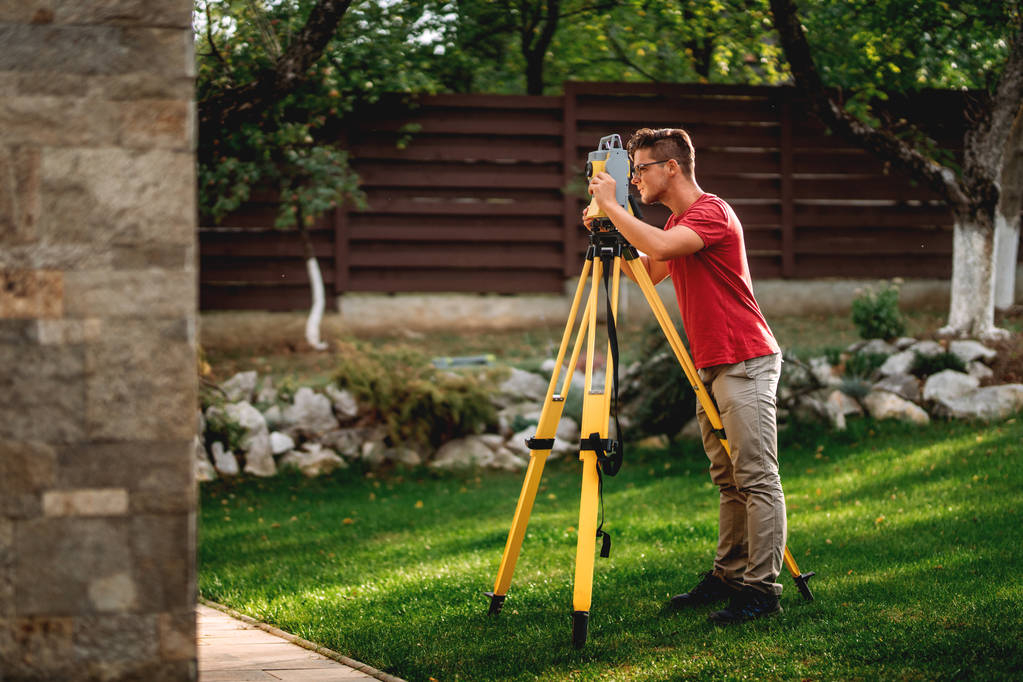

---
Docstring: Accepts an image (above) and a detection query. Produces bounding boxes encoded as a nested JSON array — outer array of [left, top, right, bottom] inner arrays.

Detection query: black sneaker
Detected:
[[708, 585, 782, 624], [670, 572, 738, 609]]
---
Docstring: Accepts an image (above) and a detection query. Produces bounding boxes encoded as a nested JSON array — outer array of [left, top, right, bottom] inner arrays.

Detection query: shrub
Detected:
[[332, 341, 497, 450], [204, 407, 247, 453], [619, 321, 697, 440], [851, 280, 906, 340], [910, 350, 967, 378], [843, 351, 889, 379]]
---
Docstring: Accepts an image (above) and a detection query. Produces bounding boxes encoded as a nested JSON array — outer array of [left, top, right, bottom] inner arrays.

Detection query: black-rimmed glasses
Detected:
[[633, 159, 671, 176]]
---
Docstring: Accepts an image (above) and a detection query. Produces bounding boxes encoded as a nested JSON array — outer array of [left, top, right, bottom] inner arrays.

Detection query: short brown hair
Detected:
[[627, 128, 695, 178]]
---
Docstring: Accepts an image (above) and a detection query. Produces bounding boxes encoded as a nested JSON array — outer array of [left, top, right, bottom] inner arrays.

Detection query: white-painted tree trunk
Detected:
[[939, 218, 1009, 341], [993, 210, 1020, 309], [304, 256, 328, 350]]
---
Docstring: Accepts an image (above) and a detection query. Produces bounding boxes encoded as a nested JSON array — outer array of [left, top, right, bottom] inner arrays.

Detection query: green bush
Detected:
[[619, 321, 697, 440], [911, 350, 967, 377], [332, 341, 497, 450], [204, 407, 247, 453], [843, 351, 889, 379], [851, 280, 906, 340]]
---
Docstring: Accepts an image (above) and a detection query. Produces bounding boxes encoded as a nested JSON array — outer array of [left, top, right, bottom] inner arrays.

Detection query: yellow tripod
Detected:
[[484, 228, 815, 648]]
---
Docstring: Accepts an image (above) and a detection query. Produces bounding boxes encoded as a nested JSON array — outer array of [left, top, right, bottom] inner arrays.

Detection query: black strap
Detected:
[[599, 249, 624, 477], [525, 436, 555, 450]]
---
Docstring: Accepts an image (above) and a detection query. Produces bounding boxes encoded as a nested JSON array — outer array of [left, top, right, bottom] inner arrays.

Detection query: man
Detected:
[[585, 127, 786, 624]]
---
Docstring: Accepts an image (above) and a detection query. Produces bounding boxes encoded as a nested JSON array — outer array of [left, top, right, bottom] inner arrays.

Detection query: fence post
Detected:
[[780, 87, 796, 278], [562, 81, 580, 279]]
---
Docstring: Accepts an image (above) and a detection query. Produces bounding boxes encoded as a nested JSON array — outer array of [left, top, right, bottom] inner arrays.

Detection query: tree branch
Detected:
[[197, 0, 354, 151], [768, 0, 970, 211]]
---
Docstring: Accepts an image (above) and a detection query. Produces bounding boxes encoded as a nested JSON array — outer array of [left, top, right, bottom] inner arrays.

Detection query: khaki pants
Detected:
[[696, 353, 786, 595]]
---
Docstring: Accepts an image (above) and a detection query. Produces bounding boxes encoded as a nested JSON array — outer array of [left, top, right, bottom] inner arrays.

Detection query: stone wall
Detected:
[[0, 2, 198, 680]]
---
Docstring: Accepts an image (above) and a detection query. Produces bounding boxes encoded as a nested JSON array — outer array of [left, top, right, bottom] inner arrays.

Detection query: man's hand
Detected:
[[588, 171, 618, 212]]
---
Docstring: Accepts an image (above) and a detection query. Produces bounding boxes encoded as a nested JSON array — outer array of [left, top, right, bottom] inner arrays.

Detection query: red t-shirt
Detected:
[[665, 193, 779, 369]]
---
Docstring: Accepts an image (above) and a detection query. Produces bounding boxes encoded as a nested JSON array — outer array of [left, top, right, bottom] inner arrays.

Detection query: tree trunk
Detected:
[[295, 205, 329, 350], [994, 110, 1023, 310], [940, 210, 1008, 341], [994, 209, 1021, 310]]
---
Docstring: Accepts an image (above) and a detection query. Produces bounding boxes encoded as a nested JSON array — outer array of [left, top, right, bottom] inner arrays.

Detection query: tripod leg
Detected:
[[621, 258, 816, 600], [570, 255, 621, 648], [572, 390, 607, 648], [487, 260, 595, 616]]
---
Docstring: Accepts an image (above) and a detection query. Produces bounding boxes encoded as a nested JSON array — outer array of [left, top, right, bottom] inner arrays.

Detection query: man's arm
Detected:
[[589, 172, 704, 260]]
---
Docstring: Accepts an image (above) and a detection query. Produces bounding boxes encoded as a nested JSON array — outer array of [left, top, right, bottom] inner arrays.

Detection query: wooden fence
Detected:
[[200, 82, 978, 311]]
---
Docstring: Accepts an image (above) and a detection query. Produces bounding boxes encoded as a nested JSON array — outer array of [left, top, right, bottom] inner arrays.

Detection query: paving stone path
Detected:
[[197, 603, 404, 682]]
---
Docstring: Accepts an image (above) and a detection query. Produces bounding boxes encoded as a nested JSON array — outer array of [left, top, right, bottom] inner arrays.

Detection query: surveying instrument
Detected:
[[484, 134, 815, 648]]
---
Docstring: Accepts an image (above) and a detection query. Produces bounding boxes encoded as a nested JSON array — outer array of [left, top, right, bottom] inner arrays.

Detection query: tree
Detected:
[[767, 0, 1023, 340], [195, 0, 445, 348]]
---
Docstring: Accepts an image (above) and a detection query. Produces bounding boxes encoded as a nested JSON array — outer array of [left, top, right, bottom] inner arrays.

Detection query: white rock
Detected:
[[863, 391, 930, 425], [873, 373, 921, 402], [242, 431, 277, 477], [908, 340, 944, 357], [221, 371, 258, 402], [279, 443, 348, 477], [495, 368, 550, 406], [270, 431, 295, 455], [922, 370, 980, 403], [553, 417, 581, 456], [858, 339, 897, 356], [949, 340, 997, 365], [284, 387, 340, 436], [194, 435, 216, 482], [938, 384, 1023, 420], [879, 350, 916, 377], [224, 401, 268, 436], [967, 361, 994, 382], [894, 337, 918, 350], [429, 436, 496, 470], [490, 447, 528, 471], [325, 384, 359, 419], [386, 446, 423, 467], [809, 357, 841, 387], [210, 441, 239, 476]]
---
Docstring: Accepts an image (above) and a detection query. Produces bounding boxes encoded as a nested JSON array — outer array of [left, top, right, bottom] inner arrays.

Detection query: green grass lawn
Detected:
[[199, 415, 1023, 681]]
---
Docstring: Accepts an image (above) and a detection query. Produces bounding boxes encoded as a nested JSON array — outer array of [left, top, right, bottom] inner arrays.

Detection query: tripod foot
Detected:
[[484, 591, 506, 616], [793, 572, 816, 602], [571, 610, 589, 649]]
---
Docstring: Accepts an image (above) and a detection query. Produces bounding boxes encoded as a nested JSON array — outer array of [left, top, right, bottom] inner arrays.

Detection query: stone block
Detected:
[[0, 24, 125, 74], [73, 613, 158, 662], [0, 269, 63, 319], [0, 441, 56, 519], [0, 95, 121, 147], [14, 517, 134, 615], [56, 440, 195, 514], [2, 615, 75, 676], [159, 609, 196, 661], [0, 145, 41, 245], [48, 1, 193, 28], [43, 488, 130, 517], [84, 320, 196, 441], [0, 519, 12, 618], [120, 99, 193, 151], [39, 148, 195, 248], [0, 344, 87, 444], [64, 270, 196, 320], [131, 514, 194, 612]]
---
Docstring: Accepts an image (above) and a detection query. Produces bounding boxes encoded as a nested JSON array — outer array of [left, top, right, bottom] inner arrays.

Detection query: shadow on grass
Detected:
[[200, 415, 1023, 681]]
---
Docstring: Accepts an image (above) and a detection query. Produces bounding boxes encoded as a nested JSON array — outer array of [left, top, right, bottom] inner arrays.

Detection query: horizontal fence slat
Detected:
[[200, 83, 999, 311]]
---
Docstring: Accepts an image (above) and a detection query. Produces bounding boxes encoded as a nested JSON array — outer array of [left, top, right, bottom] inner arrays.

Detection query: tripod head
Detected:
[[584, 134, 643, 232]]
